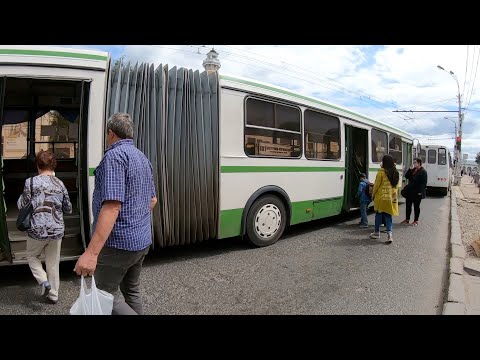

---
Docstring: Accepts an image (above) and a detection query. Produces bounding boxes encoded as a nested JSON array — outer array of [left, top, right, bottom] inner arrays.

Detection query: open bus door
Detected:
[[77, 80, 91, 250], [0, 77, 12, 262], [343, 124, 368, 211]]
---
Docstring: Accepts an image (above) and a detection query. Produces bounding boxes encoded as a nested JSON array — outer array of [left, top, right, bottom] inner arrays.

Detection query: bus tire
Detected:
[[441, 188, 448, 196], [246, 195, 286, 247]]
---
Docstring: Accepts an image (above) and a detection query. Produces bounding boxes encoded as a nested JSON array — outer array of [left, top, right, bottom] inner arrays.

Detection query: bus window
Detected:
[[438, 148, 447, 165], [389, 135, 402, 165], [419, 149, 426, 164], [428, 149, 436, 164], [244, 98, 301, 158], [304, 109, 340, 160], [371, 128, 387, 163]]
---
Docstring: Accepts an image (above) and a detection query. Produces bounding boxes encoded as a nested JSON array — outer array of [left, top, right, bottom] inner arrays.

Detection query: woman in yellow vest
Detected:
[[370, 154, 399, 244]]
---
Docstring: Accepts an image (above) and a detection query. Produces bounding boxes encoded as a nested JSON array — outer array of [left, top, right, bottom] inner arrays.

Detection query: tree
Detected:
[[476, 152, 480, 165]]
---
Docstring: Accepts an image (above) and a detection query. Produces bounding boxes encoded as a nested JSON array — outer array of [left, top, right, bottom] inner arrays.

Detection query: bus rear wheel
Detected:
[[246, 195, 286, 247]]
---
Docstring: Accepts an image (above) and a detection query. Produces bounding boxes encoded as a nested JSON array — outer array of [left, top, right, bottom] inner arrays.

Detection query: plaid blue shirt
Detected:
[[92, 139, 156, 251]]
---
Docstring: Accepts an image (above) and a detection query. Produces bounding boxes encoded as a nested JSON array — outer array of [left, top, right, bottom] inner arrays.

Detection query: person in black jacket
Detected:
[[401, 158, 428, 225]]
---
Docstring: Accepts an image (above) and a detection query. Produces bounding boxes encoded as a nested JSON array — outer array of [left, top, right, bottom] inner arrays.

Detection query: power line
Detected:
[[215, 53, 414, 126], [407, 97, 457, 109], [463, 45, 480, 119], [462, 45, 469, 98], [143, 45, 458, 134], [217, 45, 405, 110]]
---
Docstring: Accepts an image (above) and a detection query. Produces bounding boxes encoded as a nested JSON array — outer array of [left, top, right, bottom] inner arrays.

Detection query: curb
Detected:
[[442, 187, 466, 315]]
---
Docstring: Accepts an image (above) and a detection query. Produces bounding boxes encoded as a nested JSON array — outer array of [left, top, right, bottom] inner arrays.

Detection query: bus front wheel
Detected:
[[246, 195, 287, 247]]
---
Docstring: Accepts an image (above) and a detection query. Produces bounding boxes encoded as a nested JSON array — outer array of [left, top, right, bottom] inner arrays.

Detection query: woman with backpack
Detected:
[[370, 154, 400, 244]]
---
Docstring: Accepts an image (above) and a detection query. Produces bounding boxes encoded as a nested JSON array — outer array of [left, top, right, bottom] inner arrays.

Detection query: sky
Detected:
[[61, 45, 480, 161]]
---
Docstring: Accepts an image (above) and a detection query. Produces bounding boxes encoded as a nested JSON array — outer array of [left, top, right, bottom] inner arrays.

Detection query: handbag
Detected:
[[16, 177, 34, 231], [400, 185, 408, 198]]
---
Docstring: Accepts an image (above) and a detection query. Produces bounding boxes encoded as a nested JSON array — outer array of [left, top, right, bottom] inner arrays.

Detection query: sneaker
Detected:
[[41, 281, 51, 299], [370, 232, 380, 239], [359, 224, 369, 228], [385, 232, 393, 244], [400, 220, 410, 225], [411, 221, 418, 226]]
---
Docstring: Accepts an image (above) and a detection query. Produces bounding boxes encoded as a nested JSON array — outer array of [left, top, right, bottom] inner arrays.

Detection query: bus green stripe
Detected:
[[219, 208, 243, 239], [89, 168, 96, 176], [220, 75, 411, 138], [221, 166, 345, 173], [0, 49, 108, 61], [290, 197, 343, 225], [218, 196, 343, 239]]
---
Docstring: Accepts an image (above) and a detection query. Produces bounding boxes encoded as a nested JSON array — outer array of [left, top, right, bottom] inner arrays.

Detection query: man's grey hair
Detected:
[[107, 113, 134, 139]]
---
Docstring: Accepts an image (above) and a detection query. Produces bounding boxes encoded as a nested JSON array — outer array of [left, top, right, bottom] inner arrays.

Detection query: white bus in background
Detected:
[[415, 144, 452, 196], [0, 45, 414, 265]]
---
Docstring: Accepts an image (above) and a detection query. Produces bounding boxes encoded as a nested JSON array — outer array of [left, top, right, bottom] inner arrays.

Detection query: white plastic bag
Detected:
[[70, 275, 114, 315]]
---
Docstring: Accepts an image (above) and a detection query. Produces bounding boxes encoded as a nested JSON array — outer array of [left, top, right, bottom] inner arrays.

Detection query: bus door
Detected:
[[0, 77, 12, 262], [78, 80, 91, 250], [343, 124, 369, 211], [402, 141, 412, 179]]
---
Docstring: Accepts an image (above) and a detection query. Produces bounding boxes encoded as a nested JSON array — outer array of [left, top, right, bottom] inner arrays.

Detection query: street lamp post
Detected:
[[437, 65, 463, 185], [444, 116, 458, 162]]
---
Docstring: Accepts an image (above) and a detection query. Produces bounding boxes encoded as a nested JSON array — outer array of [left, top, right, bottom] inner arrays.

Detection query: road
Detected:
[[0, 194, 450, 315]]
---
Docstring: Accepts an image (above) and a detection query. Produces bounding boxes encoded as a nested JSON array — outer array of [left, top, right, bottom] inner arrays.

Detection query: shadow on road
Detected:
[[144, 208, 373, 266], [334, 237, 385, 247]]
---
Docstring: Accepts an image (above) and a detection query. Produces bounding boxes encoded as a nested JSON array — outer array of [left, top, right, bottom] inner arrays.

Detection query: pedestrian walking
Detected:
[[73, 113, 158, 315], [370, 154, 400, 244], [18, 150, 72, 304]]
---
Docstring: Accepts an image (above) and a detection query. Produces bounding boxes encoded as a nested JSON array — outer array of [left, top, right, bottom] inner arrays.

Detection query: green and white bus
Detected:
[[0, 46, 413, 265]]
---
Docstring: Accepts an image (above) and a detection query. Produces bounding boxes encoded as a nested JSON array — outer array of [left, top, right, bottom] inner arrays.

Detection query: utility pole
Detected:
[[437, 65, 463, 185], [445, 117, 458, 174]]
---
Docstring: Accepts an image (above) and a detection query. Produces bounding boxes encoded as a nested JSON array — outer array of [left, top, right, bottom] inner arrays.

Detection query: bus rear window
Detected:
[[419, 149, 426, 164], [438, 148, 447, 165], [428, 149, 436, 164]]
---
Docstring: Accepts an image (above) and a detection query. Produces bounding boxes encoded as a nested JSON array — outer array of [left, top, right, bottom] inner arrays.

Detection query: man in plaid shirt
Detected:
[[74, 112, 157, 315]]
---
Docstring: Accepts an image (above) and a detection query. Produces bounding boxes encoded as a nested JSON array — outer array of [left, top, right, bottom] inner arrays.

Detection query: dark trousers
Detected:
[[95, 246, 150, 315], [406, 196, 422, 222]]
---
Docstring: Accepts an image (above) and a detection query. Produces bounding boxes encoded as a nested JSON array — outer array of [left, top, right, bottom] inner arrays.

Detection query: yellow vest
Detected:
[[372, 168, 399, 216]]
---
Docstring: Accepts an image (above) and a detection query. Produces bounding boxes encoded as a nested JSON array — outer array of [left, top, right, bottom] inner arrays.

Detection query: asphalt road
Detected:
[[0, 194, 450, 315]]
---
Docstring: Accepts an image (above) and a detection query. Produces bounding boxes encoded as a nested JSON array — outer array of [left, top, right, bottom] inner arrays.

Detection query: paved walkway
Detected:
[[443, 176, 480, 315]]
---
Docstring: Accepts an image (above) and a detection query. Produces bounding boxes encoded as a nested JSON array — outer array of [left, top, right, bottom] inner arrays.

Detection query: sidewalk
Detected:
[[443, 175, 480, 315]]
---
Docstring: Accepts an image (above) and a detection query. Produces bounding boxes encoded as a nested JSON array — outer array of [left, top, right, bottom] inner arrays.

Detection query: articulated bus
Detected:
[[0, 46, 413, 265]]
